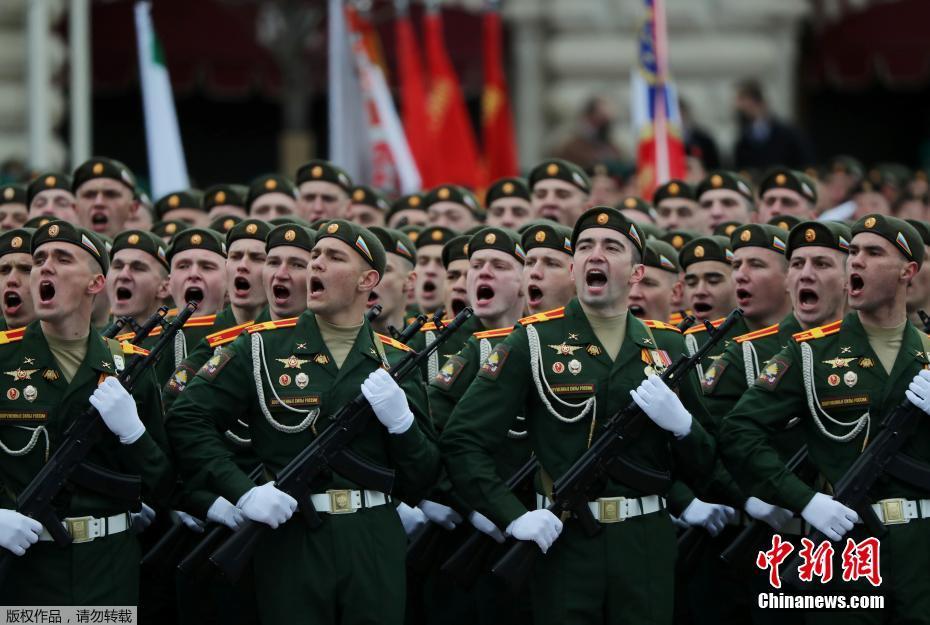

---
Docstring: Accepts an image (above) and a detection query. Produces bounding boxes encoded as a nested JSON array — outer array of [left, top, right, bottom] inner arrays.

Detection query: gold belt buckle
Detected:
[[598, 497, 625, 523], [328, 490, 355, 514], [879, 498, 908, 525], [65, 516, 94, 543]]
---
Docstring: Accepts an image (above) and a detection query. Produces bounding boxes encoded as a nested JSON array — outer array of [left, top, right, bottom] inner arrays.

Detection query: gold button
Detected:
[[190, 234, 203, 245], [484, 233, 497, 245], [285, 229, 296, 242], [694, 245, 705, 258], [804, 228, 816, 242], [534, 230, 546, 243], [127, 233, 140, 245]]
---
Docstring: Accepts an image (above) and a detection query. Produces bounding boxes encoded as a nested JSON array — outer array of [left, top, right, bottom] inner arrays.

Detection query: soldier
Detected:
[[721, 214, 930, 623], [696, 171, 754, 231], [653, 179, 706, 234], [0, 184, 27, 232], [347, 185, 390, 227], [387, 193, 428, 229], [528, 158, 592, 227], [425, 185, 484, 232], [72, 157, 140, 239], [521, 221, 575, 315], [151, 220, 190, 244], [224, 219, 272, 326], [441, 207, 719, 625], [757, 168, 818, 223], [680, 236, 739, 325], [905, 219, 930, 329], [617, 196, 658, 225], [486, 177, 535, 231], [27, 173, 78, 224], [203, 184, 249, 221], [166, 220, 440, 624], [0, 221, 173, 604], [627, 240, 682, 322], [155, 190, 207, 227], [368, 227, 417, 335], [0, 228, 36, 330], [247, 174, 298, 221], [766, 213, 802, 233], [441, 235, 470, 319], [414, 226, 457, 316], [730, 224, 792, 331], [294, 159, 353, 222], [106, 230, 170, 326]]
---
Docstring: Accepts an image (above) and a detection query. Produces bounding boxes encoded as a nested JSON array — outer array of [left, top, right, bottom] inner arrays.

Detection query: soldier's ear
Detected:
[[902, 260, 919, 283], [87, 272, 106, 296], [629, 262, 645, 286], [358, 268, 380, 291]]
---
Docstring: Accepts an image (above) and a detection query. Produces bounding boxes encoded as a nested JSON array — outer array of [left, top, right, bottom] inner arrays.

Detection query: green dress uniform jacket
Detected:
[[0, 323, 173, 605], [407, 314, 484, 383]]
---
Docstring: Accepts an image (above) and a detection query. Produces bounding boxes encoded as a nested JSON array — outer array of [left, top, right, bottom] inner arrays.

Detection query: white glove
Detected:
[[801, 492, 858, 542], [206, 497, 244, 531], [236, 483, 297, 529], [361, 369, 414, 434], [131, 503, 156, 533], [89, 377, 146, 444], [418, 500, 462, 530], [906, 369, 930, 415], [171, 509, 204, 534], [744, 496, 794, 530], [505, 509, 563, 553], [681, 498, 736, 537], [630, 375, 693, 438], [396, 503, 428, 537], [0, 509, 42, 556], [468, 511, 506, 543]]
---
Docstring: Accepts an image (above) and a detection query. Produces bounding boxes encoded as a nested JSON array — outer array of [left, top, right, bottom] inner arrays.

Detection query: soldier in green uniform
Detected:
[[440, 235, 470, 319], [0, 221, 173, 604], [151, 219, 190, 243], [720, 214, 930, 623], [0, 228, 36, 331], [0, 184, 27, 232], [155, 189, 207, 228], [905, 219, 930, 329], [203, 183, 249, 221], [26, 172, 77, 224], [486, 177, 534, 231], [528, 158, 591, 227], [696, 171, 754, 232], [347, 185, 390, 227], [72, 157, 140, 240], [522, 221, 575, 315], [441, 207, 721, 625], [654, 179, 706, 234], [627, 239, 682, 322], [295, 159, 353, 223], [166, 219, 440, 624], [105, 230, 170, 327], [413, 226, 457, 317], [223, 218, 272, 327], [767, 213, 802, 233], [424, 185, 484, 233], [617, 195, 658, 226], [757, 168, 818, 223], [247, 174, 299, 221], [387, 193, 427, 229], [368, 227, 417, 336]]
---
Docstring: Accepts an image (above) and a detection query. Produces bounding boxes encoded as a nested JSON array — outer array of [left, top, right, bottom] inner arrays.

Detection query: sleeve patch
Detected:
[[754, 356, 791, 390], [430, 355, 467, 390], [701, 359, 729, 394], [196, 347, 234, 381], [164, 364, 196, 397], [478, 344, 511, 380]]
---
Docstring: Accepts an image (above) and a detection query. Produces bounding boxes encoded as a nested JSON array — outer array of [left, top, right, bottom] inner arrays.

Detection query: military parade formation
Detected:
[[1, 153, 929, 625]]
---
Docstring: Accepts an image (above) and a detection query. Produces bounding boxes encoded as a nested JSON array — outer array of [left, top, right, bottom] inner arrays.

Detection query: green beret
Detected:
[[111, 229, 169, 269], [266, 224, 316, 253], [529, 158, 591, 193], [316, 220, 386, 275], [32, 221, 109, 273], [295, 159, 353, 193], [203, 184, 248, 211], [72, 157, 136, 193], [23, 216, 56, 230], [617, 196, 656, 220], [167, 227, 227, 264], [588, 160, 634, 183], [369, 227, 416, 264], [399, 225, 422, 244], [151, 220, 190, 240], [441, 235, 470, 268], [679, 236, 733, 269], [759, 168, 817, 204], [521, 221, 573, 256], [829, 155, 864, 179], [209, 214, 244, 235], [27, 173, 72, 206], [852, 213, 924, 267], [387, 193, 426, 223], [485, 177, 530, 206], [0, 228, 35, 258], [350, 185, 390, 212], [712, 221, 744, 238], [247, 174, 297, 209], [767, 214, 803, 232], [661, 229, 699, 251], [415, 226, 457, 250], [571, 207, 645, 256], [0, 184, 26, 205], [643, 240, 680, 273], [467, 227, 525, 264], [906, 219, 930, 247], [424, 185, 483, 217], [786, 221, 851, 258], [696, 170, 754, 202], [227, 218, 272, 247], [155, 189, 204, 219], [652, 179, 695, 204], [730, 224, 788, 256], [270, 215, 312, 228]]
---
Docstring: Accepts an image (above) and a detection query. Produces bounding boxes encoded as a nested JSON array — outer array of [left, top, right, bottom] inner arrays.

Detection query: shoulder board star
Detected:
[[822, 357, 856, 369], [276, 355, 310, 369], [548, 342, 583, 356], [5, 368, 38, 381]]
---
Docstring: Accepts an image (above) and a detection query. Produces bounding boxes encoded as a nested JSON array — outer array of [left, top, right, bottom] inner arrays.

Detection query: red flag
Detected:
[[395, 9, 433, 185], [423, 8, 483, 189], [481, 7, 518, 181]]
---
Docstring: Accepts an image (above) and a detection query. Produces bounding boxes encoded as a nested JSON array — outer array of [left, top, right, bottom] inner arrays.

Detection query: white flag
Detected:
[[328, 0, 370, 183], [134, 2, 189, 198]]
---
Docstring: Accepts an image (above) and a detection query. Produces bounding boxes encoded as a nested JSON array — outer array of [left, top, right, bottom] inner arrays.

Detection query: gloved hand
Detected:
[[0, 509, 42, 556], [681, 498, 735, 537], [801, 492, 858, 541], [171, 509, 204, 534], [396, 503, 428, 537], [744, 496, 794, 530], [418, 500, 462, 530], [630, 375, 692, 438], [236, 483, 297, 529], [131, 503, 156, 533], [669, 514, 690, 530], [505, 509, 563, 553], [362, 369, 414, 434], [89, 377, 145, 444], [469, 511, 506, 543], [206, 497, 244, 531], [906, 369, 930, 415]]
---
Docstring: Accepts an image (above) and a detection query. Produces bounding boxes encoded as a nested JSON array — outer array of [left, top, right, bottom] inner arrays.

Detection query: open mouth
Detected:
[[736, 288, 752, 304], [629, 304, 645, 318], [422, 280, 436, 294], [849, 274, 864, 297], [272, 284, 291, 302], [90, 213, 108, 231], [3, 291, 22, 313], [234, 277, 250, 293], [476, 284, 495, 304], [309, 277, 325, 295], [451, 298, 466, 316], [797, 288, 819, 310], [184, 287, 204, 303], [585, 269, 607, 288], [39, 280, 55, 304], [540, 205, 559, 219], [368, 291, 379, 303], [528, 285, 544, 306], [115, 287, 133, 302], [692, 302, 712, 314]]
